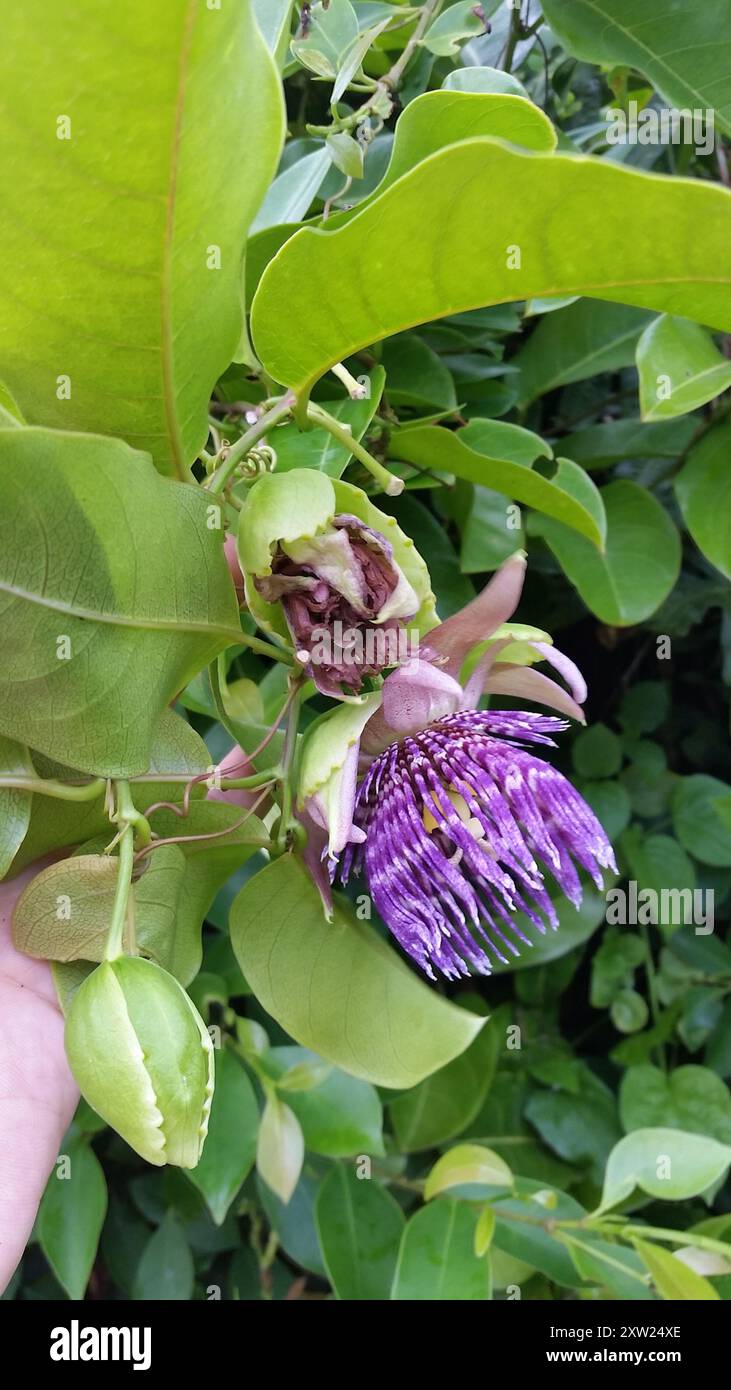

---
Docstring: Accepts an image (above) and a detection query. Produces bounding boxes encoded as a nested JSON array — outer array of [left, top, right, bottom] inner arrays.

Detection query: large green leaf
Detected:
[[229, 855, 484, 1089], [0, 0, 284, 477], [315, 1165, 404, 1300], [13, 802, 263, 985], [514, 300, 652, 406], [9, 709, 210, 875], [528, 480, 681, 625], [632, 1237, 719, 1301], [492, 1182, 587, 1288], [561, 417, 696, 469], [598, 1128, 731, 1212], [389, 1011, 498, 1152], [390, 420, 606, 547], [132, 1214, 194, 1301], [320, 87, 555, 236], [37, 1137, 108, 1301], [676, 422, 731, 579], [251, 139, 731, 397], [0, 429, 240, 775], [637, 316, 731, 421], [672, 775, 731, 867], [541, 0, 731, 137], [391, 1200, 491, 1300], [620, 1065, 731, 1145], [370, 89, 556, 195], [186, 1050, 260, 1224]]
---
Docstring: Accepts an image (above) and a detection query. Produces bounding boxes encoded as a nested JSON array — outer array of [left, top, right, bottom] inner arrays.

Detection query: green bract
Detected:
[[65, 957, 214, 1169]]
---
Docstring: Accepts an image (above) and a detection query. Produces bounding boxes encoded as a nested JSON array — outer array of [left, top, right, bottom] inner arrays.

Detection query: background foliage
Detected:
[[4, 0, 731, 1302]]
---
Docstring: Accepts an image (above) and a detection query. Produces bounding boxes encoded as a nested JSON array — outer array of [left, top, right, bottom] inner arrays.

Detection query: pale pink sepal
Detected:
[[529, 641, 588, 706], [419, 552, 526, 678], [487, 663, 587, 723]]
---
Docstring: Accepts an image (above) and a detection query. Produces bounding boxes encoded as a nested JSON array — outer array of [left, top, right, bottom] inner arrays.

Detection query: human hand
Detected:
[[0, 865, 78, 1293]]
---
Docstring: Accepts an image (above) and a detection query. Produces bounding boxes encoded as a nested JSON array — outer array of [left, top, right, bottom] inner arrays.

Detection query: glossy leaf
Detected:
[[391, 1200, 491, 1300], [256, 1164, 328, 1277], [598, 1128, 731, 1212], [186, 1051, 259, 1224], [372, 89, 556, 200], [382, 337, 457, 411], [542, 0, 731, 137], [37, 1137, 108, 1301], [389, 1012, 498, 1152], [632, 1237, 720, 1301], [253, 0, 296, 64], [442, 65, 529, 98], [421, 0, 497, 56], [291, 0, 359, 77], [229, 855, 484, 1088], [528, 480, 681, 624], [619, 1065, 731, 1145], [315, 1165, 404, 1299], [251, 139, 731, 397], [390, 420, 606, 548], [0, 0, 284, 476], [132, 1214, 194, 1301], [251, 147, 331, 233], [0, 429, 240, 775], [676, 422, 731, 579], [515, 300, 652, 406], [637, 315, 731, 421], [424, 1144, 512, 1200], [672, 775, 731, 867]]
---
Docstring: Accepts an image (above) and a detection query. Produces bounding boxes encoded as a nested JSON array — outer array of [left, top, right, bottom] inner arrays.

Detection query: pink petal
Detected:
[[361, 659, 464, 753], [486, 664, 587, 723], [420, 552, 527, 678], [460, 637, 514, 709], [530, 641, 588, 706]]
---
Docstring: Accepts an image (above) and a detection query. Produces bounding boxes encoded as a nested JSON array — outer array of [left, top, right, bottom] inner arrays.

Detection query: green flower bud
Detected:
[[65, 956, 214, 1168]]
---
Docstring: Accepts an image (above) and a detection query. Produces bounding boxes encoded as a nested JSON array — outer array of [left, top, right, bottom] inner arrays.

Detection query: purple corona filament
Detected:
[[339, 710, 616, 981]]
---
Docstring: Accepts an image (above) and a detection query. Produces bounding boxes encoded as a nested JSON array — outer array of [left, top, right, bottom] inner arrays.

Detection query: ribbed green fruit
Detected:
[[65, 956, 214, 1167]]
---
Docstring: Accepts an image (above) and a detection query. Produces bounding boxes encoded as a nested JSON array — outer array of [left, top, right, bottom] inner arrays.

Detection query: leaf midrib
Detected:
[[161, 0, 198, 481], [566, 0, 715, 118], [0, 578, 242, 643]]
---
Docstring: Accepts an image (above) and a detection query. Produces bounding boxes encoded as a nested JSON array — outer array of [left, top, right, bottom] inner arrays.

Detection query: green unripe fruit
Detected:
[[65, 956, 214, 1168]]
